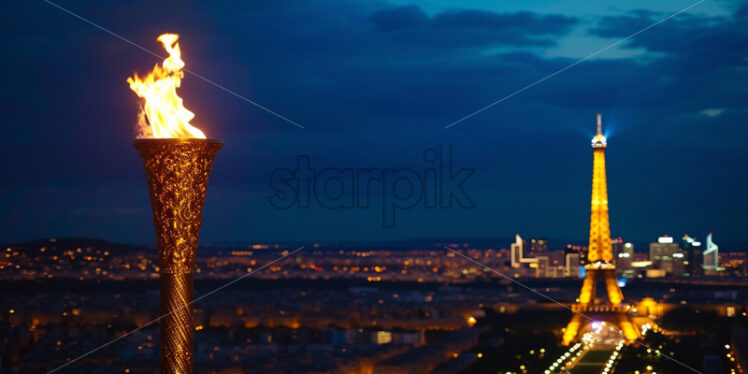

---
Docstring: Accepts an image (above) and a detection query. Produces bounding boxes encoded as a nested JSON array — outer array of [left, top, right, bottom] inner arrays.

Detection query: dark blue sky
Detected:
[[1, 0, 747, 245]]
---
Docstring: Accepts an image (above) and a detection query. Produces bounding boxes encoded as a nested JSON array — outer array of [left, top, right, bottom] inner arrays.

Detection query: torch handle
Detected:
[[160, 273, 194, 374]]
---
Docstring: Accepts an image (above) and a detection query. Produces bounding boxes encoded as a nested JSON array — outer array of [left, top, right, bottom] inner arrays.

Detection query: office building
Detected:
[[528, 237, 548, 257], [703, 233, 720, 275], [565, 252, 581, 278], [611, 237, 624, 259], [536, 256, 549, 278], [649, 235, 682, 274], [616, 242, 634, 278], [510, 234, 537, 269], [682, 235, 703, 277]]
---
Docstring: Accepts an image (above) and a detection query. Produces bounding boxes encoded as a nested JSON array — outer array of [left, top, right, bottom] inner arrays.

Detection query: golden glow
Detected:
[[619, 320, 639, 341], [604, 270, 623, 304], [127, 34, 206, 139], [577, 115, 622, 305], [563, 315, 583, 346], [579, 272, 595, 304], [564, 116, 631, 346], [133, 139, 223, 373], [588, 148, 612, 264], [376, 331, 392, 344]]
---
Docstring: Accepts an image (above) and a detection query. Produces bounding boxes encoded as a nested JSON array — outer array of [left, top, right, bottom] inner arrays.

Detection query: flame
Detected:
[[127, 34, 206, 139]]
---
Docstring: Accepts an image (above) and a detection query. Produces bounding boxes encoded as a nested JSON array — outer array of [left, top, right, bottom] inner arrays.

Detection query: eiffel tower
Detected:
[[562, 114, 639, 345]]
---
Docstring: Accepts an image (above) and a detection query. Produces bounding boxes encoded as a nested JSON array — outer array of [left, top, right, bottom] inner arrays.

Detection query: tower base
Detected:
[[565, 267, 636, 346], [562, 306, 640, 345]]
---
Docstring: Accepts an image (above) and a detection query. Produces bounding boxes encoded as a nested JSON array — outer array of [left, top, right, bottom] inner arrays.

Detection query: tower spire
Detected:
[[579, 112, 621, 304], [591, 113, 607, 148]]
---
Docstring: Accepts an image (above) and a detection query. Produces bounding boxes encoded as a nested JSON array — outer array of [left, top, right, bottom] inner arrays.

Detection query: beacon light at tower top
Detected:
[[127, 33, 206, 139]]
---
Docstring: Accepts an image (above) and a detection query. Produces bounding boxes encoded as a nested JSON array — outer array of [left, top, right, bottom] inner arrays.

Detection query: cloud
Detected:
[[432, 10, 577, 35], [733, 2, 748, 20], [369, 6, 578, 47], [588, 8, 748, 66], [580, 7, 748, 116], [370, 5, 428, 31], [700, 108, 725, 117]]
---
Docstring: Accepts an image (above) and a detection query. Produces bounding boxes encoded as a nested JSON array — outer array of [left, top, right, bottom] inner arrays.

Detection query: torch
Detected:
[[128, 34, 221, 373]]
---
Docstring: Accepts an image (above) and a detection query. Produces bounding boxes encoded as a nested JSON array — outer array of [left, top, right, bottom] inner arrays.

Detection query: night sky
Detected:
[[1, 0, 747, 245]]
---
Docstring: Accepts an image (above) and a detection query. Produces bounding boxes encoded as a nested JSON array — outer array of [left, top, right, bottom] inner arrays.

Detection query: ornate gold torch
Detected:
[[134, 138, 221, 373], [128, 34, 221, 373]]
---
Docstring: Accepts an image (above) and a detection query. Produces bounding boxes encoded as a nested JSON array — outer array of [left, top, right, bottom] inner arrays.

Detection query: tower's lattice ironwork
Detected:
[[563, 114, 638, 345], [577, 114, 623, 305]]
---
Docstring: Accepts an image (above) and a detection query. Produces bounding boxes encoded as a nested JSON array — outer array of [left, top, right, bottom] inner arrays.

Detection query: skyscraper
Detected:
[[611, 237, 624, 274], [528, 237, 548, 256], [510, 234, 537, 269], [682, 235, 703, 277], [703, 233, 720, 274], [612, 237, 624, 259], [565, 252, 581, 277], [616, 242, 634, 278], [649, 235, 682, 275], [536, 256, 550, 278]]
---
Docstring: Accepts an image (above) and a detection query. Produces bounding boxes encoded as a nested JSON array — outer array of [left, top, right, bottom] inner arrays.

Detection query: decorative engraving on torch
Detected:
[[133, 139, 223, 274]]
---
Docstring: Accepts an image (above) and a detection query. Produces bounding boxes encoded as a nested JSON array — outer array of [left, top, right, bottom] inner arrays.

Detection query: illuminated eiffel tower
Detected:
[[563, 114, 638, 345]]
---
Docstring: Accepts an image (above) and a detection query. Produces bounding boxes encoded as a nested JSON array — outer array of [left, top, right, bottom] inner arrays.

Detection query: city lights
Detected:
[[3, 2, 746, 372]]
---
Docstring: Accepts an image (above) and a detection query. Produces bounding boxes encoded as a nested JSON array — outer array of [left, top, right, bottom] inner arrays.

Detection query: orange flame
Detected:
[[127, 34, 206, 139]]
